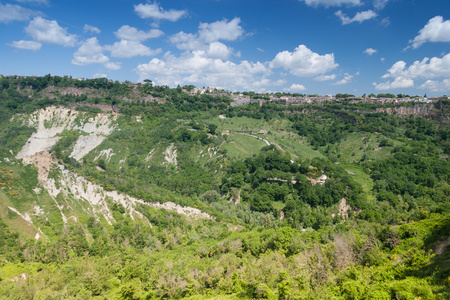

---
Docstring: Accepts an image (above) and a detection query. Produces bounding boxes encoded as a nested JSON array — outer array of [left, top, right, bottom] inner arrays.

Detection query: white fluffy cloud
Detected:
[[134, 3, 186, 21], [374, 53, 450, 90], [299, 0, 361, 7], [373, 0, 389, 10], [72, 38, 109, 65], [136, 51, 267, 90], [381, 17, 390, 26], [373, 77, 414, 90], [335, 10, 377, 25], [288, 84, 307, 92], [101, 25, 163, 59], [207, 42, 232, 60], [135, 17, 254, 88], [315, 74, 336, 81], [105, 40, 161, 58], [334, 72, 358, 85], [419, 79, 450, 92], [92, 73, 107, 79], [137, 18, 336, 91], [383, 54, 450, 79], [270, 45, 338, 77], [84, 24, 101, 34], [170, 18, 243, 53], [169, 18, 242, 61], [8, 40, 42, 50], [170, 31, 203, 51], [409, 16, 450, 49], [364, 48, 377, 55], [198, 18, 244, 43], [0, 3, 37, 23], [115, 25, 163, 41], [25, 17, 77, 46], [135, 42, 340, 91], [8, 40, 42, 51]]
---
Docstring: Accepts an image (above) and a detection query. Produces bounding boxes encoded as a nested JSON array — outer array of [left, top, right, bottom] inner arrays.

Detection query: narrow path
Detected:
[[236, 132, 287, 154], [236, 132, 270, 145]]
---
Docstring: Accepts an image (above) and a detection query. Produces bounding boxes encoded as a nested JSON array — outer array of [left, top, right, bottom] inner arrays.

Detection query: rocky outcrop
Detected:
[[375, 103, 449, 120], [15, 106, 116, 161]]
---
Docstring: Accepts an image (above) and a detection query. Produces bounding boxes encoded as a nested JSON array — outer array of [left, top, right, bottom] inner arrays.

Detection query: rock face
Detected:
[[15, 106, 116, 161], [69, 113, 116, 161], [331, 198, 351, 222], [164, 143, 178, 165], [16, 107, 77, 159], [375, 103, 450, 120]]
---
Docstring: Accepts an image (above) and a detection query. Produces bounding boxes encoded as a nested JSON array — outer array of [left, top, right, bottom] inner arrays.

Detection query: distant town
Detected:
[[180, 87, 450, 107]]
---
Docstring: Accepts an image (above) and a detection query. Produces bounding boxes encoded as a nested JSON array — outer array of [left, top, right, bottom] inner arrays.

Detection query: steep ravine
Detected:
[[10, 107, 212, 240]]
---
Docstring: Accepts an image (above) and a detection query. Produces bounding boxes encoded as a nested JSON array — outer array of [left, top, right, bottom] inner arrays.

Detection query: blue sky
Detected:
[[1, 0, 450, 96]]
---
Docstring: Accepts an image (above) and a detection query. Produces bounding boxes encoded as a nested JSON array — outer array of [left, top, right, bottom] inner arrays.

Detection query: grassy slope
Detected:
[[340, 163, 375, 197], [222, 134, 267, 160], [335, 132, 403, 163], [205, 116, 323, 160]]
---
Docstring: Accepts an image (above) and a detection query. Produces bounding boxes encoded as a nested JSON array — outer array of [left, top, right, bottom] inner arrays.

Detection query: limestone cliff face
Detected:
[[375, 103, 449, 120]]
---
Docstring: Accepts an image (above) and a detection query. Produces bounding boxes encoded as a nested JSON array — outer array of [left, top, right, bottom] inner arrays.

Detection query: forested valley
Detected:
[[0, 75, 449, 299]]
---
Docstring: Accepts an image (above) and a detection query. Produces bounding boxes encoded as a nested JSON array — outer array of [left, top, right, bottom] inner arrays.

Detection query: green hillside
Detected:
[[0, 76, 449, 299]]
